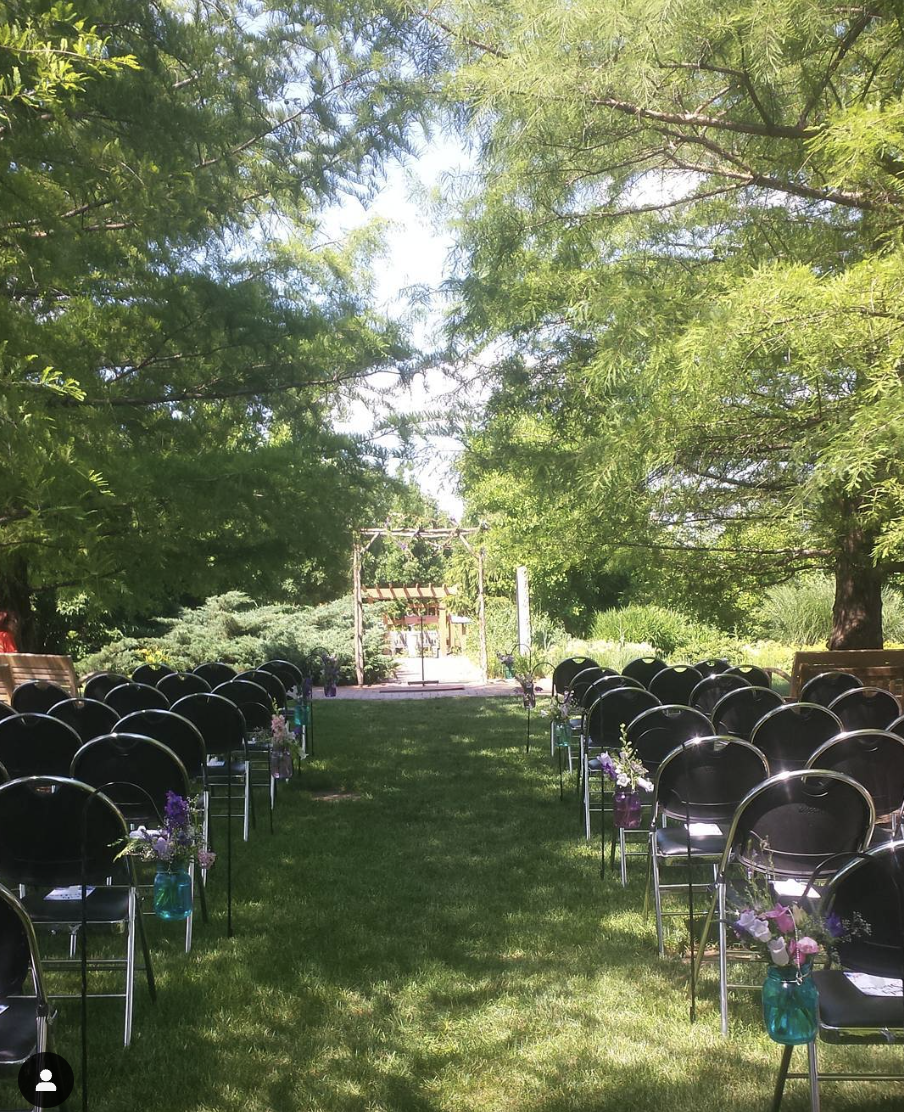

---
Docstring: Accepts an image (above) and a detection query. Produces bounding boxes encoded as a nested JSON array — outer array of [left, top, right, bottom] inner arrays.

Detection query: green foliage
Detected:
[[441, 0, 904, 648], [758, 575, 904, 646], [465, 597, 565, 676], [0, 0, 440, 646], [76, 592, 393, 685], [590, 605, 723, 659]]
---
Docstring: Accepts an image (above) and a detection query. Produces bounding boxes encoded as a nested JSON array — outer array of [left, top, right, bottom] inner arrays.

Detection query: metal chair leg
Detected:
[[718, 880, 729, 1036], [651, 849, 665, 957], [807, 1041, 821, 1112], [124, 889, 137, 1047], [771, 1045, 793, 1112]]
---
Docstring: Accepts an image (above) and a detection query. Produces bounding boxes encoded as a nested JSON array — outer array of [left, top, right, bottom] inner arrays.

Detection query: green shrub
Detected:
[[758, 575, 904, 645], [590, 604, 724, 658], [465, 598, 567, 677], [76, 592, 393, 684]]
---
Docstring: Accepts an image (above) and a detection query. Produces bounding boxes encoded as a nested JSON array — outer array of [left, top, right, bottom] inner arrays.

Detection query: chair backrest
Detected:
[[823, 841, 904, 978], [192, 661, 237, 687], [551, 657, 599, 697], [0, 883, 47, 1005], [582, 674, 643, 707], [70, 733, 191, 825], [689, 672, 751, 716], [0, 776, 131, 886], [82, 672, 129, 702], [170, 692, 246, 760], [104, 682, 170, 716], [622, 656, 668, 689], [11, 680, 71, 715], [799, 670, 863, 708], [626, 704, 713, 778], [721, 768, 875, 878], [258, 659, 304, 692], [47, 697, 120, 744], [235, 669, 286, 708], [693, 658, 731, 679], [157, 671, 211, 701], [567, 666, 607, 708], [711, 686, 785, 741], [828, 686, 901, 732], [113, 710, 207, 782], [726, 664, 772, 689], [212, 679, 272, 718], [131, 662, 175, 686], [0, 700, 16, 721], [649, 665, 704, 706], [585, 687, 661, 748], [0, 713, 82, 777], [807, 730, 904, 819], [749, 702, 842, 773], [654, 736, 770, 826]]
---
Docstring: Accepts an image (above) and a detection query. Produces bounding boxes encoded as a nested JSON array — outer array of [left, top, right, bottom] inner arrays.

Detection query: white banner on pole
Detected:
[[516, 565, 531, 652]]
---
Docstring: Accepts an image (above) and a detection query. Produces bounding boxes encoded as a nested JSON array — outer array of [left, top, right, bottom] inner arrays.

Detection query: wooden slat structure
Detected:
[[791, 649, 904, 698], [0, 652, 79, 703], [363, 585, 458, 602], [353, 526, 487, 685]]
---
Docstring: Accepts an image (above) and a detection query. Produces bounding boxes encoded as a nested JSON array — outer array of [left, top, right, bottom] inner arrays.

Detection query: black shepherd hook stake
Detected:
[[79, 781, 162, 1112]]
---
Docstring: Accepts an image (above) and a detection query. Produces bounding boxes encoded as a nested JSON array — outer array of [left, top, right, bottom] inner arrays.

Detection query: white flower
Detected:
[[768, 937, 790, 966], [750, 918, 772, 942], [616, 772, 630, 788], [637, 777, 653, 793]]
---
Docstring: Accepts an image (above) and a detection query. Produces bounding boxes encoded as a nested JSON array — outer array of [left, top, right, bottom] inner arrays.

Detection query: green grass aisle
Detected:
[[12, 699, 898, 1110]]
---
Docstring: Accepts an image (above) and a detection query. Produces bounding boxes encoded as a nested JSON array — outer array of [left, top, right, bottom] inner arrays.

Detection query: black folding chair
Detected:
[[827, 686, 901, 732], [582, 686, 660, 841], [711, 685, 785, 741], [156, 671, 211, 701], [806, 730, 904, 836], [236, 669, 286, 710], [690, 672, 751, 717], [0, 777, 156, 1047], [645, 737, 770, 961], [81, 673, 128, 703], [104, 683, 169, 717], [0, 714, 82, 777], [213, 680, 275, 828], [192, 662, 237, 688], [693, 769, 875, 1036], [70, 733, 202, 952], [10, 681, 71, 716], [771, 840, 904, 1111], [0, 702, 14, 722], [0, 884, 60, 1103], [48, 698, 120, 745], [170, 693, 250, 937], [798, 670, 862, 708], [622, 656, 668, 689], [693, 658, 731, 679], [749, 703, 842, 774], [726, 664, 772, 688], [131, 663, 175, 687], [649, 665, 704, 706]]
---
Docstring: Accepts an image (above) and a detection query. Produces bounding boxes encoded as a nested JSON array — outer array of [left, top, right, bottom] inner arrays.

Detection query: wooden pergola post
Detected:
[[477, 545, 488, 683], [353, 542, 364, 686]]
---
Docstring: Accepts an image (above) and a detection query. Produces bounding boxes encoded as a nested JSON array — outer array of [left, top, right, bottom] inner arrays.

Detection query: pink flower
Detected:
[[763, 904, 795, 934], [789, 936, 820, 961]]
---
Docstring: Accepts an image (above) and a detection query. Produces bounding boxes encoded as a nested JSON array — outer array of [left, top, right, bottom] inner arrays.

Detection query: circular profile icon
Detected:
[[18, 1052, 74, 1108]]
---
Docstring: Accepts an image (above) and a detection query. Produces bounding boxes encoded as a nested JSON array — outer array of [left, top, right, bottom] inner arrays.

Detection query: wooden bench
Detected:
[[791, 649, 904, 699], [0, 653, 79, 703]]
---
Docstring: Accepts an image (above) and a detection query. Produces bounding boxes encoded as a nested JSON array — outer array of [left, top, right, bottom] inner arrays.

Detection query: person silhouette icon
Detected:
[[35, 1069, 56, 1093]]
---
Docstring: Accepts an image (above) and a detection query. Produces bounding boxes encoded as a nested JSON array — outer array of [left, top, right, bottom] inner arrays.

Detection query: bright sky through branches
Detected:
[[325, 130, 471, 520]]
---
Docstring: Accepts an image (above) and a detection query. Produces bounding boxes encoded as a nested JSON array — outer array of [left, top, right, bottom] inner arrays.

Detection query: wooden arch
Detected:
[[352, 526, 487, 685]]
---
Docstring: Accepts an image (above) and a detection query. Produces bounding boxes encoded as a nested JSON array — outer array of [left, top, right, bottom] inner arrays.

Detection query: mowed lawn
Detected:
[[8, 698, 900, 1111]]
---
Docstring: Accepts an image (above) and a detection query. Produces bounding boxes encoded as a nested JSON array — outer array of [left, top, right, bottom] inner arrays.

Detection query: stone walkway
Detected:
[[317, 654, 550, 700]]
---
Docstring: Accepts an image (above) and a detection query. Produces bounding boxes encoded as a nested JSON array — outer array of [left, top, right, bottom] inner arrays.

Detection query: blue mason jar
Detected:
[[762, 962, 818, 1044], [154, 866, 192, 921]]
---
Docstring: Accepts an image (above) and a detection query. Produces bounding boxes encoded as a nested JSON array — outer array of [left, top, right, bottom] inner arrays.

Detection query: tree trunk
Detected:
[[829, 523, 883, 649], [0, 553, 35, 651]]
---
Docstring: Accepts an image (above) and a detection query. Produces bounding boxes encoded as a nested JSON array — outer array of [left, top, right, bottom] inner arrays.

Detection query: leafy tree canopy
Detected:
[[436, 0, 904, 646], [0, 0, 441, 647]]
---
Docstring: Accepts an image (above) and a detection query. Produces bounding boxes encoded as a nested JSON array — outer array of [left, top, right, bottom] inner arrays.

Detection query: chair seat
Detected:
[[814, 969, 904, 1039], [24, 886, 131, 925], [0, 998, 39, 1064], [654, 827, 726, 858]]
